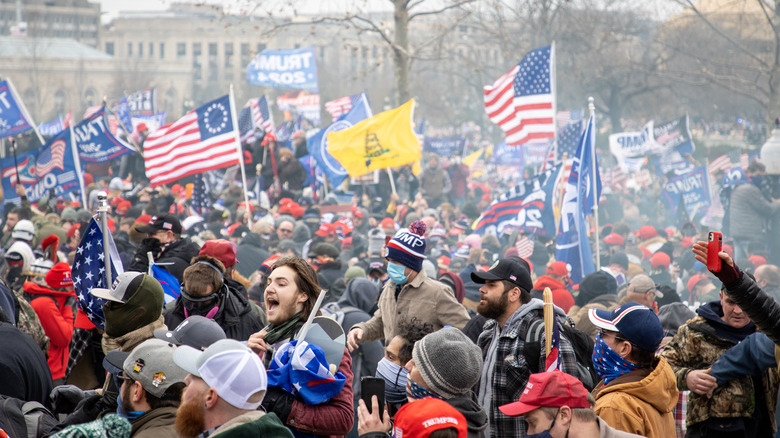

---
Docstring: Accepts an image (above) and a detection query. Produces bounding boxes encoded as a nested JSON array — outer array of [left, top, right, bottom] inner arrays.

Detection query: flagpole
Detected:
[[386, 168, 397, 195], [551, 41, 558, 166], [69, 124, 88, 208], [229, 85, 253, 229], [589, 96, 600, 270], [104, 101, 143, 156], [7, 78, 45, 145], [97, 191, 112, 288]]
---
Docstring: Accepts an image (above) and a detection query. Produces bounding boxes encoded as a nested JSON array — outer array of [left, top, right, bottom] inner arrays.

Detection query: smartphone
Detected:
[[708, 231, 723, 272], [361, 377, 385, 415]]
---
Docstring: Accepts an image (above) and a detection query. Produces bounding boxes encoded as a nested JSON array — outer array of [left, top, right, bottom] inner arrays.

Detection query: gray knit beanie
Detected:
[[412, 327, 483, 399]]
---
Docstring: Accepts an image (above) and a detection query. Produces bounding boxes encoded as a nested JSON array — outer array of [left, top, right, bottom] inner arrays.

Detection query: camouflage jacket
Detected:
[[661, 311, 779, 429], [11, 285, 50, 354]]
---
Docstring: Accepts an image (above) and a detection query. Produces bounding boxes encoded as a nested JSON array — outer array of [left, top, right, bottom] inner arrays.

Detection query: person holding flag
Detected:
[[129, 214, 199, 284]]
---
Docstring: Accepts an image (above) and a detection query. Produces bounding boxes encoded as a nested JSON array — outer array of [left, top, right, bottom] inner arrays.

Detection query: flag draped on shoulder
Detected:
[[73, 217, 124, 330], [144, 95, 241, 186], [555, 114, 601, 284], [266, 339, 347, 405], [307, 92, 372, 186], [73, 107, 136, 163], [1, 127, 84, 205], [473, 164, 560, 236], [0, 79, 38, 137], [327, 99, 419, 177], [484, 45, 555, 146]]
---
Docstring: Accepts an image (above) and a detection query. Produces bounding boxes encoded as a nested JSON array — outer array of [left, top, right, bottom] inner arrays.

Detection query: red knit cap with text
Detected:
[[46, 262, 74, 289]]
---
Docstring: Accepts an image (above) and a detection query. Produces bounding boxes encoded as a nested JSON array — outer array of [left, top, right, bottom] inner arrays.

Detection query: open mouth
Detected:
[[266, 297, 279, 312]]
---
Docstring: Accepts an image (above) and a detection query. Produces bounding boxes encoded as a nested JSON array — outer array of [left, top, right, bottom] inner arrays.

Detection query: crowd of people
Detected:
[[3, 144, 780, 438]]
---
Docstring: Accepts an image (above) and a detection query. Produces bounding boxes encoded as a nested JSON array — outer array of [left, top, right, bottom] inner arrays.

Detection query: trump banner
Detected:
[[0, 79, 38, 138], [424, 137, 466, 157], [661, 166, 711, 219], [73, 107, 136, 163], [473, 164, 560, 236], [1, 127, 84, 204], [247, 47, 319, 92]]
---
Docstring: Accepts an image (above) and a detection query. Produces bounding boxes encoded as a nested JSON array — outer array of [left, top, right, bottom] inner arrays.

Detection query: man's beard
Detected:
[[175, 397, 207, 438], [120, 383, 134, 415], [477, 289, 509, 320]]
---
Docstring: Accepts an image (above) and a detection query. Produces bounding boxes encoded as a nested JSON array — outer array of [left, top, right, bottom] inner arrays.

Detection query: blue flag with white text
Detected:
[[74, 107, 136, 163], [0, 79, 36, 137], [307, 93, 372, 187], [38, 115, 65, 137], [555, 115, 601, 284]]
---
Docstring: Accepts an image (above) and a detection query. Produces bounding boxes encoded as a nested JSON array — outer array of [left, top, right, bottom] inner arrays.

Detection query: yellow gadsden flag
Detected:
[[327, 99, 420, 177]]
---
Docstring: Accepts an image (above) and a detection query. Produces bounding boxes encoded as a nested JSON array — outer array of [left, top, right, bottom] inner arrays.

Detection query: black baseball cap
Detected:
[[136, 213, 183, 234], [154, 315, 226, 350], [471, 257, 533, 292]]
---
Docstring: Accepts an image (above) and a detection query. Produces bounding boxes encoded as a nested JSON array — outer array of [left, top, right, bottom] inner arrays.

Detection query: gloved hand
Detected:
[[138, 237, 163, 254], [261, 386, 295, 423], [50, 385, 97, 414]]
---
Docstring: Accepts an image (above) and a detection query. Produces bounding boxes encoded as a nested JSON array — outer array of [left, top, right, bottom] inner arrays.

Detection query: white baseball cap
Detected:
[[173, 339, 267, 410]]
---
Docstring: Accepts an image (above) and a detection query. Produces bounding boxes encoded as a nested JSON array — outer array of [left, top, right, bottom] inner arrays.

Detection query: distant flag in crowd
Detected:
[[239, 96, 274, 145], [484, 44, 555, 146], [557, 110, 584, 159], [151, 264, 181, 304], [708, 149, 747, 176], [144, 95, 241, 186], [0, 79, 40, 139], [325, 93, 366, 121], [556, 114, 601, 284], [73, 107, 134, 163], [38, 115, 66, 137], [545, 317, 560, 372], [516, 234, 535, 259], [327, 99, 420, 177], [191, 173, 211, 216], [73, 217, 124, 330], [114, 97, 134, 134]]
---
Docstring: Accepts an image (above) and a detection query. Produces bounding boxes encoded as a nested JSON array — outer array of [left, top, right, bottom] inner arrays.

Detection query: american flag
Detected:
[[516, 234, 535, 259], [239, 96, 274, 145], [708, 150, 747, 177], [238, 106, 256, 145], [484, 45, 555, 146], [191, 172, 211, 215], [545, 316, 560, 372], [557, 116, 583, 160], [34, 138, 66, 175], [144, 95, 241, 186], [73, 217, 123, 330], [325, 93, 364, 120]]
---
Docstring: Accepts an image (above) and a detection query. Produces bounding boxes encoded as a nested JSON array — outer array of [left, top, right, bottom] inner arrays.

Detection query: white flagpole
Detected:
[[550, 41, 558, 165], [589, 96, 600, 270], [97, 191, 112, 288], [7, 78, 45, 145], [68, 124, 88, 208], [229, 85, 253, 229]]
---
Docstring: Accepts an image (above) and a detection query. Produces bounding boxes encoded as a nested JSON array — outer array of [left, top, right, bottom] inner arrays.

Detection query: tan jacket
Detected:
[[593, 356, 678, 438], [352, 268, 470, 343]]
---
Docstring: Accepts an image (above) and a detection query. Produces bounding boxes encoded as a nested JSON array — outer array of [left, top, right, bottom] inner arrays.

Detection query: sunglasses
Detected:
[[599, 329, 629, 343], [113, 372, 133, 389]]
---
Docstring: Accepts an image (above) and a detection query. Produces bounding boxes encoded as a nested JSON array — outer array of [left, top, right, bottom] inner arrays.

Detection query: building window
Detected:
[[138, 42, 143, 57], [149, 42, 153, 57], [128, 42, 132, 56], [256, 43, 266, 54], [54, 89, 66, 113], [160, 43, 165, 59], [84, 88, 97, 107], [177, 42, 186, 58], [209, 43, 217, 56], [224, 42, 233, 68], [105, 42, 114, 55]]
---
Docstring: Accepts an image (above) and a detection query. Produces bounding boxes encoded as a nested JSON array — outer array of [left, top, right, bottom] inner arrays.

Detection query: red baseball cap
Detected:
[[687, 273, 710, 293], [602, 233, 624, 246], [393, 398, 467, 438], [634, 225, 658, 240], [380, 217, 396, 231], [681, 236, 693, 249], [499, 370, 590, 417], [749, 255, 767, 269], [199, 239, 238, 268], [315, 223, 337, 237], [650, 251, 671, 269], [546, 261, 570, 277]]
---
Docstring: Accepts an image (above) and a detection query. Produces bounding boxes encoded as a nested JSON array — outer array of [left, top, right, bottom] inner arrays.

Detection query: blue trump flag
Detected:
[[151, 264, 181, 304], [661, 166, 711, 220], [38, 115, 65, 137], [73, 217, 124, 330], [246, 47, 319, 92], [1, 127, 85, 205], [73, 107, 136, 163], [307, 93, 372, 187], [114, 97, 133, 133], [0, 79, 37, 137], [556, 114, 601, 284], [492, 141, 524, 167], [424, 137, 465, 157]]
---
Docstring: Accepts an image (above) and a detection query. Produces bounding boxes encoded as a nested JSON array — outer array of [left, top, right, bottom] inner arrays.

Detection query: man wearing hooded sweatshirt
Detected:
[[471, 257, 580, 438], [567, 271, 619, 340], [661, 287, 779, 437], [24, 261, 76, 384]]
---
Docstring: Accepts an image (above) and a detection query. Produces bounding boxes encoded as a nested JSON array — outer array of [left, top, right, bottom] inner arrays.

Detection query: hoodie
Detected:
[[236, 232, 270, 278], [532, 275, 574, 313], [23, 281, 75, 380], [447, 393, 488, 438]]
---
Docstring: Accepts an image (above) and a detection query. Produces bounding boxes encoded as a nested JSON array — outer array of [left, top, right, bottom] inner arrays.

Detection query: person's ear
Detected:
[[205, 387, 219, 409], [132, 381, 144, 403], [558, 406, 573, 428], [617, 340, 632, 359]]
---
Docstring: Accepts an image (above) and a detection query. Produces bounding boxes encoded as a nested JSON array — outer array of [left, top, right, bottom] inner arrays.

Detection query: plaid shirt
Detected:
[[477, 300, 578, 438], [675, 390, 688, 437]]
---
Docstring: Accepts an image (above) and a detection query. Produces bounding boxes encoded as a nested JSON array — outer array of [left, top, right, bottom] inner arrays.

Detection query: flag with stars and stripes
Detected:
[[545, 315, 560, 372], [267, 339, 347, 405], [191, 172, 211, 216], [484, 44, 555, 146], [73, 217, 124, 329], [325, 93, 366, 121], [557, 110, 584, 160]]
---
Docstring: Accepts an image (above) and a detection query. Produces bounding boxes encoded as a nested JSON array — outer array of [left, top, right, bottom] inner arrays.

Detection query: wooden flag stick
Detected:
[[543, 287, 554, 357]]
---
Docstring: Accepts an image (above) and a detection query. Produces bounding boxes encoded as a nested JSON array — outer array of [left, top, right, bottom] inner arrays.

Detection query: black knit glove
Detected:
[[712, 260, 741, 288], [138, 237, 163, 255], [50, 385, 97, 414], [261, 386, 295, 423]]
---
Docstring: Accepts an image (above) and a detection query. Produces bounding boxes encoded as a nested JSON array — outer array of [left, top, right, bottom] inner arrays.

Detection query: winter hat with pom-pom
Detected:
[[385, 220, 427, 272]]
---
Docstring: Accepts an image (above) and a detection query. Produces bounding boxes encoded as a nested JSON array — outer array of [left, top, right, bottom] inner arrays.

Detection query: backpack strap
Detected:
[[20, 401, 49, 438], [523, 316, 546, 374]]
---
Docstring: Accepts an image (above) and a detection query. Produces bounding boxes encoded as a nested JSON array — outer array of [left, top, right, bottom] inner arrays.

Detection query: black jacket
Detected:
[[236, 232, 270, 278], [163, 282, 265, 342], [129, 237, 200, 283], [725, 271, 780, 345], [0, 322, 52, 407], [317, 261, 346, 303]]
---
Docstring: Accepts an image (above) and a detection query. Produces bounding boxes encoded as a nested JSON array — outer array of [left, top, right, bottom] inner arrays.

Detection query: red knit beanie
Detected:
[[46, 262, 74, 289]]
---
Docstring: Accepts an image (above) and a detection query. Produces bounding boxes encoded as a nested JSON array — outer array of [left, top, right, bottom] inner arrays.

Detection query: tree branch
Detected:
[[409, 0, 476, 21]]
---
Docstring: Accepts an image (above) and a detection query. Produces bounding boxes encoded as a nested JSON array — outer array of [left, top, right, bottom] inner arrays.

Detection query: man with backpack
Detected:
[[471, 257, 581, 438]]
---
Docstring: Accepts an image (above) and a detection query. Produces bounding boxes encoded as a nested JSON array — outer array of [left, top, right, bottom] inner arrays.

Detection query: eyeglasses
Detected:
[[599, 329, 629, 343], [113, 372, 133, 388]]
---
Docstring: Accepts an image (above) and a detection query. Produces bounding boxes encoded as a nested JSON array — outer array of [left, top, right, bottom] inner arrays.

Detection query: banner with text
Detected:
[[247, 47, 319, 92], [661, 166, 711, 219], [73, 107, 136, 163]]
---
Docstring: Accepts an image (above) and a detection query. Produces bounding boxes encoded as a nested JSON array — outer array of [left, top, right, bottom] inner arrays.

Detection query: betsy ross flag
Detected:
[[144, 95, 241, 186], [73, 217, 124, 330], [484, 45, 555, 146], [545, 317, 560, 372], [325, 93, 365, 120]]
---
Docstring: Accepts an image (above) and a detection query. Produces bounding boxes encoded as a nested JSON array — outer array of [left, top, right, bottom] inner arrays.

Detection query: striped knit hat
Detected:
[[385, 220, 427, 272]]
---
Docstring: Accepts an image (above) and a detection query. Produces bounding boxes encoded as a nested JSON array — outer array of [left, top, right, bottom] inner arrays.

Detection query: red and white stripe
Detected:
[[484, 66, 555, 146], [516, 235, 535, 259], [325, 96, 353, 119], [144, 111, 240, 187]]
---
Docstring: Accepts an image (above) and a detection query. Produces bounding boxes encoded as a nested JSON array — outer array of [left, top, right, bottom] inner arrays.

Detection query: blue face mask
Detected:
[[592, 334, 640, 385], [375, 357, 409, 404], [116, 393, 146, 420], [387, 262, 409, 285], [525, 408, 559, 438], [408, 378, 443, 400]]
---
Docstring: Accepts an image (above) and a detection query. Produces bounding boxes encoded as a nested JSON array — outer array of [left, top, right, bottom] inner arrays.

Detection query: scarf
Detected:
[[102, 316, 166, 355], [263, 311, 303, 345], [376, 357, 409, 404], [592, 334, 640, 385]]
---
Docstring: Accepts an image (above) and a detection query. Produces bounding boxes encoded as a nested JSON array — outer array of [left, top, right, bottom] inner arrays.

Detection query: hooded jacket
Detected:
[[531, 275, 574, 313], [568, 293, 618, 340], [163, 281, 265, 342], [593, 356, 678, 438], [337, 278, 383, 397], [131, 406, 178, 438], [447, 393, 488, 438], [235, 232, 270, 279], [661, 301, 778, 431], [23, 280, 75, 380]]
